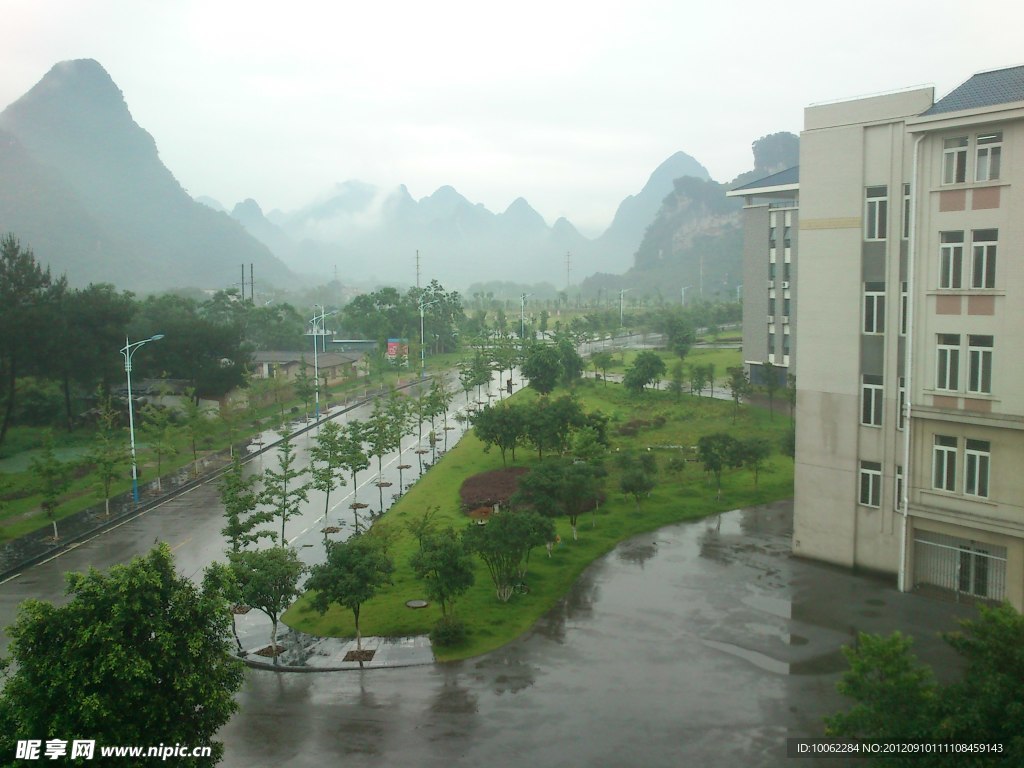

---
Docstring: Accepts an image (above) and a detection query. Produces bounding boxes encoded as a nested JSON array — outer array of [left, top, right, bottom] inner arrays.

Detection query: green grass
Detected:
[[591, 346, 741, 382], [283, 378, 793, 662]]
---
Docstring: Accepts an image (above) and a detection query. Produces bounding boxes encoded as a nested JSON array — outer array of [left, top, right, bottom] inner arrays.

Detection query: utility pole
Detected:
[[565, 251, 571, 291], [416, 250, 421, 291]]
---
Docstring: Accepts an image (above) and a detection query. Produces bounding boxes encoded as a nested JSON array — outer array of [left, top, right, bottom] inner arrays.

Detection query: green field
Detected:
[[283, 377, 793, 662]]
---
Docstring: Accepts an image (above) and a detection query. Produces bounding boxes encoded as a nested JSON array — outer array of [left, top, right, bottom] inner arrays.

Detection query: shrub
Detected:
[[430, 617, 469, 647]]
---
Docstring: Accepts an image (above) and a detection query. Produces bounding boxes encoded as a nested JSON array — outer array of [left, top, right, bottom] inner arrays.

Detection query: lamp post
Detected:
[[310, 305, 337, 419], [419, 297, 439, 379], [120, 334, 164, 503], [520, 293, 532, 341], [736, 284, 743, 301], [619, 288, 632, 328]]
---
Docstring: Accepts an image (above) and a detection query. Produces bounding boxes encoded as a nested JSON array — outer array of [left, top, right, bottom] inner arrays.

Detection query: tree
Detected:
[[619, 467, 656, 512], [669, 360, 686, 401], [523, 395, 583, 460], [86, 388, 128, 516], [365, 395, 403, 512], [464, 510, 553, 602], [472, 401, 526, 467], [0, 235, 66, 445], [726, 366, 751, 423], [826, 604, 1024, 764], [339, 420, 370, 533], [736, 437, 772, 486], [29, 431, 70, 540], [180, 387, 210, 476], [513, 458, 601, 541], [309, 421, 349, 528], [220, 455, 273, 553], [688, 363, 709, 396], [662, 312, 695, 361], [0, 545, 243, 764], [786, 373, 797, 424], [138, 401, 180, 491], [520, 344, 562, 394], [305, 534, 394, 653], [591, 350, 614, 385], [697, 432, 741, 499], [409, 527, 475, 619], [293, 361, 316, 421], [259, 435, 310, 546], [623, 351, 667, 393], [556, 337, 584, 387], [230, 547, 305, 661]]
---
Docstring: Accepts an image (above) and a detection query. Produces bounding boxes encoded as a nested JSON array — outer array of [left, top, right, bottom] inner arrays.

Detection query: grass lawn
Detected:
[[590, 346, 741, 385], [283, 377, 793, 662]]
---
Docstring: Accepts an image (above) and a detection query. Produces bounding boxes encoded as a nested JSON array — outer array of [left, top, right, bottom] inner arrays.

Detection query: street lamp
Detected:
[[120, 334, 164, 503], [520, 293, 532, 341], [419, 297, 440, 379], [310, 306, 338, 419], [736, 284, 744, 301], [619, 288, 633, 328]]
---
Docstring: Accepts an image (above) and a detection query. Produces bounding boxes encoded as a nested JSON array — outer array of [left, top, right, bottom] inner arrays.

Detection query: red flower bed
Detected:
[[458, 467, 529, 510]]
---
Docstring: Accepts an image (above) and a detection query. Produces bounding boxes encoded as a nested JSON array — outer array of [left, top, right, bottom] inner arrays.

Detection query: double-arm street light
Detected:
[[419, 297, 440, 379], [120, 334, 164, 503], [310, 305, 337, 419]]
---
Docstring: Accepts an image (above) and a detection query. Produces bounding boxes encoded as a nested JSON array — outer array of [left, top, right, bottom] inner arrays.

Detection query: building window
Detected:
[[975, 132, 1002, 182], [900, 282, 908, 336], [933, 435, 957, 492], [970, 229, 997, 289], [768, 226, 776, 249], [897, 377, 906, 431], [967, 335, 993, 395], [861, 374, 883, 427], [895, 464, 904, 510], [865, 186, 888, 241], [783, 226, 792, 249], [936, 334, 960, 391], [783, 261, 791, 281], [902, 183, 911, 240], [767, 332, 775, 354], [965, 439, 990, 498], [943, 137, 968, 184], [859, 461, 882, 507], [768, 297, 776, 316], [782, 333, 791, 356], [783, 297, 791, 317], [768, 262, 776, 280], [939, 232, 964, 289], [863, 282, 886, 334]]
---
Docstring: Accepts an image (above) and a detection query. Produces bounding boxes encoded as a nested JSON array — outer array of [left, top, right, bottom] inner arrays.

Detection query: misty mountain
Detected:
[[230, 151, 710, 289], [0, 59, 293, 291], [581, 132, 799, 300]]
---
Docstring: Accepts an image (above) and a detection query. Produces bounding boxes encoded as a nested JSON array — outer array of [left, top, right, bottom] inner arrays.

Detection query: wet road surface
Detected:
[[219, 501, 974, 767]]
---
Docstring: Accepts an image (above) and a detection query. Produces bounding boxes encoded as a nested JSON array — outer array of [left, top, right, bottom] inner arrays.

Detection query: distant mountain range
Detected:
[[0, 59, 291, 292], [0, 58, 795, 297], [206, 150, 711, 289]]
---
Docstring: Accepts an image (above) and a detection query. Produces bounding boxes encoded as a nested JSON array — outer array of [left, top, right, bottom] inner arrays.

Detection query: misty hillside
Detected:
[[581, 132, 799, 300], [0, 59, 292, 291]]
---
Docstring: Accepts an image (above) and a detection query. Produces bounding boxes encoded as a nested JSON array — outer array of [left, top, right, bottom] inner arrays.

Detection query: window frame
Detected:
[[936, 333, 961, 392], [970, 229, 997, 290], [859, 460, 882, 508], [975, 132, 1002, 182], [861, 374, 884, 427], [965, 439, 990, 498], [967, 335, 993, 395], [932, 435, 957, 492], [895, 464, 904, 511], [863, 282, 886, 335], [939, 231, 964, 289], [864, 186, 888, 241], [942, 137, 968, 184]]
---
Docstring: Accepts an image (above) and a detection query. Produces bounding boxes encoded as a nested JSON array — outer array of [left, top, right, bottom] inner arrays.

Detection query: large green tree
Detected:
[[623, 351, 667, 393], [472, 401, 527, 467], [0, 545, 244, 765], [309, 421, 349, 528], [409, 527, 475, 620], [464, 510, 553, 602], [259, 436, 311, 546], [230, 546, 305, 661], [520, 344, 562, 394]]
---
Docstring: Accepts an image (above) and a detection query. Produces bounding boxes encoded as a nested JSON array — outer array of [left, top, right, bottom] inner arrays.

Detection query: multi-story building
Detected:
[[729, 167, 800, 385], [793, 66, 1024, 610]]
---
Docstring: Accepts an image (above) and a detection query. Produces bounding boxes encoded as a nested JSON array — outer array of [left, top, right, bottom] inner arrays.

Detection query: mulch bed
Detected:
[[230, 604, 251, 615], [344, 649, 375, 662], [459, 467, 529, 510], [255, 644, 285, 658]]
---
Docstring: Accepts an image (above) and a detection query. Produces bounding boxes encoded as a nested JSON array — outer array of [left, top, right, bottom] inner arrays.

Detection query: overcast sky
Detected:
[[4, 0, 1023, 236]]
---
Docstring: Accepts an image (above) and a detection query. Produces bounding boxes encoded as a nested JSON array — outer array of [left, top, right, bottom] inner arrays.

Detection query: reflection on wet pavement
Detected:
[[220, 500, 977, 767]]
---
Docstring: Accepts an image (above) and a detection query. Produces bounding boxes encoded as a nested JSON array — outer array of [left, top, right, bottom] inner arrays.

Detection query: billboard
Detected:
[[386, 339, 409, 363]]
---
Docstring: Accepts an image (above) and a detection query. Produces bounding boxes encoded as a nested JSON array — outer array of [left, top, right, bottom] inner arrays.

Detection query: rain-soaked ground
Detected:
[[219, 500, 974, 767]]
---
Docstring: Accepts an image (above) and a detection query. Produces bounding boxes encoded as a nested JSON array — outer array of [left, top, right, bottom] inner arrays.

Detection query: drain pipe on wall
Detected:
[[898, 134, 926, 593]]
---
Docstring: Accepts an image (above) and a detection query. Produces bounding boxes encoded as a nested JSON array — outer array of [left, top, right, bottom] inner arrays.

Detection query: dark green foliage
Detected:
[[472, 402, 527, 466], [726, 366, 751, 422], [230, 546, 305, 657], [0, 545, 244, 765], [619, 468, 656, 511], [697, 432, 742, 497], [464, 510, 554, 602], [521, 344, 562, 394], [556, 337, 584, 386], [826, 604, 1024, 766], [430, 616, 469, 647], [409, 527, 475, 618], [28, 430, 70, 539], [623, 351, 667, 393], [220, 455, 273, 552], [306, 534, 394, 650], [309, 421, 349, 526], [259, 435, 310, 545]]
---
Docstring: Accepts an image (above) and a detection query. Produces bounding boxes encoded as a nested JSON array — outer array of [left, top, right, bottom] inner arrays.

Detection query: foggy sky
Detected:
[[4, 0, 1023, 236]]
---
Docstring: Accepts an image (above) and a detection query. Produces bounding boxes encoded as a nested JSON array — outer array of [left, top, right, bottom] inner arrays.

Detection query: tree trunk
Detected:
[[51, 519, 59, 540], [0, 361, 17, 445], [62, 372, 74, 432], [271, 617, 279, 665]]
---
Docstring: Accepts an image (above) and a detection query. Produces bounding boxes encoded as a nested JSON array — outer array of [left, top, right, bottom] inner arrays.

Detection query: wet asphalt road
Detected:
[[218, 501, 974, 768]]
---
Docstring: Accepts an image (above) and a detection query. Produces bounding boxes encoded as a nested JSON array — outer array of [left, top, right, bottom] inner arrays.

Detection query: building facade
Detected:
[[729, 167, 800, 386], [793, 67, 1024, 610]]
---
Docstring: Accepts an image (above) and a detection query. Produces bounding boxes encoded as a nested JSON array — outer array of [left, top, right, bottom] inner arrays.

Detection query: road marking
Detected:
[[171, 537, 192, 552], [0, 573, 21, 586]]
